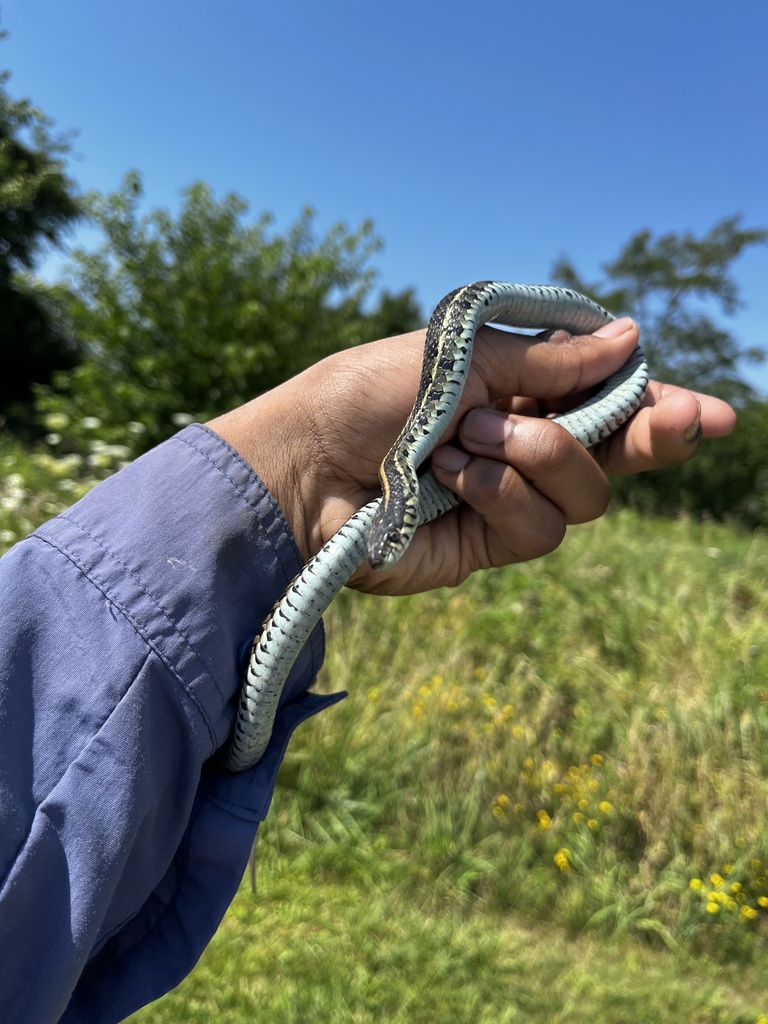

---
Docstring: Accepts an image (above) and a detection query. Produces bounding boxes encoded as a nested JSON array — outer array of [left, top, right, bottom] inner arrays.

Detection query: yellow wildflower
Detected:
[[757, 896, 768, 909], [537, 810, 552, 830], [554, 848, 570, 872], [598, 801, 613, 815], [590, 753, 604, 766], [689, 878, 703, 891], [706, 902, 720, 914], [710, 873, 725, 889], [587, 819, 599, 831], [740, 905, 758, 920]]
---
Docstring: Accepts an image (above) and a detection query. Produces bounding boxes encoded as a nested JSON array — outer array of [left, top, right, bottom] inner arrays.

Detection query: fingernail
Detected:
[[684, 403, 702, 443], [431, 445, 471, 473], [593, 317, 635, 338], [463, 409, 513, 445]]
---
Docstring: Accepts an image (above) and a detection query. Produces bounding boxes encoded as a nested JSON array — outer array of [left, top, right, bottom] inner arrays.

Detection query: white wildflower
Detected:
[[43, 412, 70, 432]]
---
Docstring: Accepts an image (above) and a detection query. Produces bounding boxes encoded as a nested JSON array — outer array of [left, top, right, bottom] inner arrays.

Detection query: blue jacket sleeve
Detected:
[[0, 424, 344, 1024]]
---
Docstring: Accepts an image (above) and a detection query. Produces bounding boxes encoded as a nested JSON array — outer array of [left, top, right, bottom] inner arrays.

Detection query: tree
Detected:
[[552, 216, 768, 405], [38, 173, 422, 452], [552, 217, 768, 523], [0, 38, 82, 434]]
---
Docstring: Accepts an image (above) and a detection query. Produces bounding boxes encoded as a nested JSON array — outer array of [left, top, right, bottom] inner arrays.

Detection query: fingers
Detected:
[[470, 317, 640, 404], [592, 381, 737, 476], [430, 411, 610, 564]]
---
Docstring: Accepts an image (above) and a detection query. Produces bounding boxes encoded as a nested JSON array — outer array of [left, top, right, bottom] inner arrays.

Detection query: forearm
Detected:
[[0, 424, 335, 1023]]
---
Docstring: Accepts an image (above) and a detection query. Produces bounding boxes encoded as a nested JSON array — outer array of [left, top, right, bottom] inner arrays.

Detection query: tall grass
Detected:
[[262, 510, 768, 962], [128, 509, 768, 1022]]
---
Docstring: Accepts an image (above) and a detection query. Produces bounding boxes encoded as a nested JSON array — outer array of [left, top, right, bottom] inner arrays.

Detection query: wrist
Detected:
[[207, 383, 320, 564]]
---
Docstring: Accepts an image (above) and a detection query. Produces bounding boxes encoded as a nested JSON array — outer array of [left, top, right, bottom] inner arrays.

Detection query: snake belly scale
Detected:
[[223, 281, 649, 772]]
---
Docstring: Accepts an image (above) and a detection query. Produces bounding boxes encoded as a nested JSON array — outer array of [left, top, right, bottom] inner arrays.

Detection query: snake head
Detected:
[[366, 523, 406, 571], [366, 505, 412, 571]]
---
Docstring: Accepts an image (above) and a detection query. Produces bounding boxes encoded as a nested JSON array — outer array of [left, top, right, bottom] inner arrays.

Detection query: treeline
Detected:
[[553, 224, 768, 527], [1, 53, 766, 526]]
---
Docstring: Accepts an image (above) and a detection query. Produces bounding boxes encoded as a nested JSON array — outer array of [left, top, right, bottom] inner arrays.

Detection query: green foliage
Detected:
[[0, 426, 131, 553], [0, 34, 82, 433], [38, 172, 422, 453]]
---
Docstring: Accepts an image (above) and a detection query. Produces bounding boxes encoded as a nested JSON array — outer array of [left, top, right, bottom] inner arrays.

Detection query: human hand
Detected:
[[208, 318, 735, 596]]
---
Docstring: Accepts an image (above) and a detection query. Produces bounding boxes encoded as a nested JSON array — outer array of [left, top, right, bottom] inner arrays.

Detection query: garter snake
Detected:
[[223, 281, 648, 772]]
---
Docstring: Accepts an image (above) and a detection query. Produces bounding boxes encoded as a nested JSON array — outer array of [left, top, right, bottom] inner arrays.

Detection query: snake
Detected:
[[223, 281, 649, 773]]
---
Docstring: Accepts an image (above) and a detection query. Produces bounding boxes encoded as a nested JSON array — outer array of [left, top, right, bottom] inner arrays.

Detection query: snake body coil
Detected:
[[223, 282, 648, 772]]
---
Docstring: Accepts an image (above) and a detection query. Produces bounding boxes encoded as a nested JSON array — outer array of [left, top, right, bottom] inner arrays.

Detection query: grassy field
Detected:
[[2, 440, 767, 1020], [119, 508, 768, 1023]]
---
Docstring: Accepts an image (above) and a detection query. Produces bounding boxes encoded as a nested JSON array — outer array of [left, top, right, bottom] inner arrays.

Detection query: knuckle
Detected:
[[531, 422, 573, 473], [483, 461, 527, 510], [570, 480, 610, 524], [526, 515, 567, 560], [464, 459, 534, 521], [535, 327, 573, 345]]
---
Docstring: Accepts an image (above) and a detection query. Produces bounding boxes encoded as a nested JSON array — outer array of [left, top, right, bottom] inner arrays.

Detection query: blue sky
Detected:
[[3, 0, 767, 393]]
